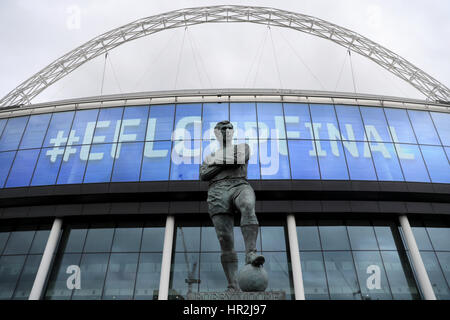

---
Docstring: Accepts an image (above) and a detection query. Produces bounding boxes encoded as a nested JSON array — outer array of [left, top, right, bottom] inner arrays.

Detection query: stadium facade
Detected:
[[0, 6, 449, 301]]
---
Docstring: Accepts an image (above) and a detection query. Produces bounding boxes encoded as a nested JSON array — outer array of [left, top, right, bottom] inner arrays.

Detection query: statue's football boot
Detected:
[[245, 250, 265, 267]]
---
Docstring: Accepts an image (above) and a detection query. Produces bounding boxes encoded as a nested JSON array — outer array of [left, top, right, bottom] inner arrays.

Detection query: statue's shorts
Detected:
[[207, 178, 258, 226]]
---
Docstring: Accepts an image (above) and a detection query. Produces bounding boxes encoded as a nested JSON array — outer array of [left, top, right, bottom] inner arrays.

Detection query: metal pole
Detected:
[[158, 215, 175, 300], [398, 215, 437, 300], [286, 214, 305, 300], [29, 218, 62, 300]]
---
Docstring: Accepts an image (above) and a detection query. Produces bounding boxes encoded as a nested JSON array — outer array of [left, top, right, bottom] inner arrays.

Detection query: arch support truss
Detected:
[[1, 5, 449, 107]]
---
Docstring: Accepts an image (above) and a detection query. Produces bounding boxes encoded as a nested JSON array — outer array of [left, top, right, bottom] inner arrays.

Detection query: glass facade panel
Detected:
[[343, 141, 377, 180], [230, 103, 257, 140], [3, 230, 35, 255], [309, 104, 339, 140], [5, 149, 39, 187], [170, 140, 200, 180], [31, 148, 63, 186], [347, 223, 379, 250], [42, 112, 74, 148], [111, 225, 143, 252], [72, 253, 109, 300], [141, 141, 171, 181], [111, 142, 144, 182], [297, 222, 321, 251], [283, 104, 313, 140], [420, 145, 450, 183], [257, 103, 285, 139], [318, 222, 351, 250], [0, 255, 27, 299], [147, 105, 175, 141], [83, 225, 114, 253], [57, 145, 88, 184], [92, 107, 124, 144], [315, 140, 349, 180], [12, 254, 42, 300], [395, 144, 430, 182], [385, 108, 417, 144], [173, 104, 201, 140], [420, 251, 450, 299], [335, 105, 366, 142], [69, 109, 99, 146], [430, 112, 450, 146], [120, 106, 148, 143], [407, 110, 441, 145], [259, 140, 290, 179], [288, 140, 320, 179], [19, 114, 51, 150], [0, 151, 15, 188], [103, 253, 139, 300], [202, 103, 229, 140], [0, 116, 28, 152], [360, 106, 392, 142], [134, 253, 162, 299], [83, 143, 115, 183], [44, 253, 82, 300], [300, 251, 329, 299], [323, 251, 361, 300], [261, 226, 286, 251], [370, 142, 404, 181]]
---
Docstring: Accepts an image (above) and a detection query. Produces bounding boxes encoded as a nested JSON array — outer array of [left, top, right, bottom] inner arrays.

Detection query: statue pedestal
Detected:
[[187, 291, 286, 300]]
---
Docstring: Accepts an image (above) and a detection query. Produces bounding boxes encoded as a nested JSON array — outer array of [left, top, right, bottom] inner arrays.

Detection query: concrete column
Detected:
[[158, 215, 175, 300], [29, 218, 63, 300], [286, 214, 305, 300], [399, 215, 437, 300]]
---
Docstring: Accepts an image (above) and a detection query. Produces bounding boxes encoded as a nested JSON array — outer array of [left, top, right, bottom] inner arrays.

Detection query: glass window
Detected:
[[29, 229, 50, 254], [3, 230, 35, 255], [173, 104, 202, 140], [57, 145, 88, 184], [420, 145, 450, 183], [111, 142, 144, 182], [141, 141, 171, 181], [31, 148, 63, 186], [111, 225, 143, 252], [309, 104, 339, 140], [0, 255, 26, 299], [319, 222, 351, 250], [263, 251, 293, 299], [202, 103, 229, 140], [283, 103, 313, 140], [61, 226, 88, 253], [236, 139, 260, 179], [0, 227, 10, 254], [134, 253, 162, 300], [0, 116, 28, 151], [410, 225, 434, 251], [103, 253, 139, 300], [420, 252, 450, 299], [72, 253, 109, 300], [344, 141, 377, 180], [373, 221, 399, 251], [335, 105, 366, 142], [297, 221, 321, 251], [384, 108, 417, 144], [230, 103, 257, 140], [323, 251, 361, 300], [300, 251, 329, 299], [120, 106, 148, 143], [257, 103, 285, 139], [381, 251, 419, 299], [69, 109, 99, 146], [200, 226, 221, 252], [436, 252, 450, 288], [175, 226, 201, 252], [315, 140, 349, 180], [19, 114, 51, 149], [12, 254, 42, 300], [360, 107, 392, 142], [169, 252, 200, 300], [6, 149, 40, 187], [260, 140, 290, 179], [430, 112, 450, 146], [346, 222, 379, 250], [407, 110, 441, 145], [425, 223, 450, 251], [370, 142, 404, 181], [83, 143, 115, 183], [261, 226, 286, 251], [0, 119, 6, 139], [42, 111, 75, 148], [170, 140, 200, 180], [147, 105, 175, 141], [44, 253, 82, 300], [92, 107, 124, 144], [141, 226, 165, 252], [288, 140, 320, 179], [83, 225, 114, 253], [395, 144, 430, 182], [199, 252, 233, 293], [0, 151, 15, 188]]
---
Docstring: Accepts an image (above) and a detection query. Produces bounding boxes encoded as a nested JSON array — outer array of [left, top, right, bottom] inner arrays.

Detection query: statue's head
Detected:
[[214, 120, 234, 144]]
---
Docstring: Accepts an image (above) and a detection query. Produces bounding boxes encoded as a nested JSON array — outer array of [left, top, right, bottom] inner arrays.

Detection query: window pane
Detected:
[[385, 108, 417, 144], [147, 105, 175, 141], [344, 141, 377, 180], [29, 229, 50, 254], [347, 222, 379, 250], [0, 119, 6, 139], [411, 226, 433, 251], [353, 251, 392, 300], [319, 222, 350, 250], [381, 251, 419, 300], [202, 103, 229, 140], [169, 252, 200, 300], [309, 104, 339, 140], [42, 111, 75, 148], [70, 109, 99, 146], [436, 252, 450, 289], [92, 107, 124, 144], [0, 228, 10, 254], [300, 251, 329, 299], [257, 103, 285, 139], [370, 142, 404, 181], [373, 221, 399, 251], [430, 112, 450, 146], [3, 230, 35, 255], [61, 227, 88, 253], [200, 226, 221, 252], [395, 144, 430, 182], [260, 226, 286, 251], [420, 145, 450, 183], [31, 147, 63, 186], [170, 140, 200, 180], [83, 143, 115, 183], [6, 149, 39, 187], [19, 114, 51, 149], [263, 252, 293, 299], [408, 110, 441, 145], [12, 254, 42, 300], [425, 224, 450, 251], [360, 107, 392, 142], [323, 251, 361, 300], [134, 253, 162, 300], [297, 221, 321, 251], [120, 106, 148, 142], [44, 253, 81, 300], [141, 227, 165, 252], [0, 116, 28, 151], [0, 255, 26, 299], [260, 140, 290, 179], [0, 151, 15, 188], [57, 145, 88, 184], [111, 225, 143, 252], [83, 225, 114, 253], [315, 140, 349, 180], [175, 226, 200, 252], [420, 252, 450, 299], [230, 103, 257, 140], [288, 140, 320, 179], [141, 141, 171, 181], [335, 105, 366, 142], [284, 103, 313, 140], [103, 253, 139, 300], [199, 252, 231, 293], [111, 142, 143, 182], [72, 253, 109, 300], [173, 104, 201, 140], [237, 139, 260, 179]]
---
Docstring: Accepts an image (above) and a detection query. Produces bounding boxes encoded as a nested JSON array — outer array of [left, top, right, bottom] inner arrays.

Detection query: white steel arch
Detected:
[[1, 5, 449, 107]]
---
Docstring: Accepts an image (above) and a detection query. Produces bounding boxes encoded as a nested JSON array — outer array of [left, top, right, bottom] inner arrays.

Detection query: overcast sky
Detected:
[[0, 0, 449, 104]]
